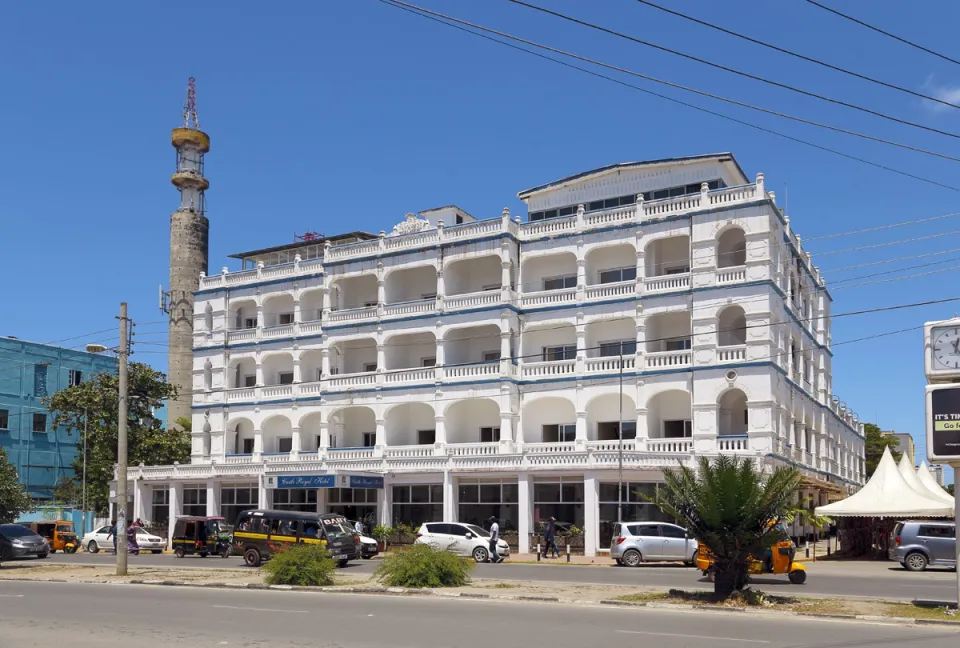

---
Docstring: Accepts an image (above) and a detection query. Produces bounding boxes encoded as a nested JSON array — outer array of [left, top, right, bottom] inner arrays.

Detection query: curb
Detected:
[[4, 575, 959, 627]]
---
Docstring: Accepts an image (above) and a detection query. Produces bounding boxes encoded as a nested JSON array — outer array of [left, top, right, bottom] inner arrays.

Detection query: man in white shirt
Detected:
[[487, 516, 503, 563]]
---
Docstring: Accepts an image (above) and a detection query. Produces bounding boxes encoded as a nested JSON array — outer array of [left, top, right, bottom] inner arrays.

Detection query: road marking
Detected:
[[0, 595, 24, 598], [616, 630, 770, 643], [213, 605, 309, 614]]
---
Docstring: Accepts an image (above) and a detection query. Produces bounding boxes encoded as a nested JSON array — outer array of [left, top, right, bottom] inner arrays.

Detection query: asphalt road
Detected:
[[1, 580, 958, 648], [37, 552, 960, 603]]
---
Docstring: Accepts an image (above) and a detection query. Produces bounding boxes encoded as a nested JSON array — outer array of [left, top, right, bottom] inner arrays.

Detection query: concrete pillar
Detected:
[[375, 418, 386, 447], [584, 472, 599, 556], [293, 358, 302, 384], [518, 473, 532, 554], [258, 479, 270, 510], [168, 482, 183, 547], [379, 479, 392, 527], [436, 267, 445, 301], [318, 420, 330, 451], [434, 415, 446, 446], [315, 488, 327, 514], [132, 480, 147, 523], [321, 345, 330, 378], [255, 363, 264, 387], [377, 278, 386, 306], [575, 410, 587, 442], [443, 471, 456, 522], [376, 344, 386, 373], [253, 427, 263, 460], [206, 479, 220, 517], [291, 426, 302, 455], [436, 339, 445, 366], [293, 299, 302, 324]]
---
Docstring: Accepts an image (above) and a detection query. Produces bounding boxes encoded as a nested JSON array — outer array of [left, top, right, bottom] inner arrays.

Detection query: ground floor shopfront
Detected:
[[121, 469, 676, 555]]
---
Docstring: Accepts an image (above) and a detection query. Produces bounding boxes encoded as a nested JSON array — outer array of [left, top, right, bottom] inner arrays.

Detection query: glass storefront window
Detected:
[[598, 482, 674, 546], [458, 479, 519, 533], [221, 484, 258, 526], [328, 488, 378, 531], [272, 488, 317, 512], [392, 485, 442, 527], [533, 478, 584, 532], [151, 488, 169, 525], [182, 485, 207, 517]]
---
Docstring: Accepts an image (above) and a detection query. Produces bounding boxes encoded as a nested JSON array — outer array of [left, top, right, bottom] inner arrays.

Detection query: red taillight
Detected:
[[616, 537, 626, 545], [896, 536, 901, 547], [354, 535, 360, 543], [415, 532, 422, 538]]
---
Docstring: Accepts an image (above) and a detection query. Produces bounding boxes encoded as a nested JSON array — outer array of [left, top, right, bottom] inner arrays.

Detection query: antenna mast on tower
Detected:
[[183, 77, 200, 130]]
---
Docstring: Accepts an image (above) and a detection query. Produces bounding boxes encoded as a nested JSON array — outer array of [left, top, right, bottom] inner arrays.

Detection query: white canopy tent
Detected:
[[815, 447, 953, 518], [916, 461, 955, 506], [897, 454, 953, 506]]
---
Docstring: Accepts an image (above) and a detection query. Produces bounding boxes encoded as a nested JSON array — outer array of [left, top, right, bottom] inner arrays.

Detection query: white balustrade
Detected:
[[225, 388, 255, 403], [328, 372, 377, 389], [520, 287, 577, 308], [261, 385, 293, 399], [643, 194, 702, 218], [262, 453, 292, 463], [223, 455, 252, 464], [586, 440, 637, 452], [299, 321, 323, 335], [299, 381, 324, 396], [716, 346, 746, 363], [523, 442, 577, 454], [443, 362, 500, 381], [324, 238, 381, 261], [447, 443, 498, 456], [227, 328, 256, 342], [260, 264, 297, 280], [709, 183, 759, 206], [584, 356, 635, 373], [584, 206, 634, 227], [326, 447, 375, 460], [646, 439, 693, 453], [444, 218, 502, 240], [383, 367, 435, 384], [585, 281, 635, 301], [644, 273, 690, 294], [383, 229, 438, 251], [520, 360, 577, 379], [224, 269, 258, 286], [445, 290, 500, 310], [519, 215, 577, 238], [327, 306, 378, 324], [717, 265, 747, 285], [382, 299, 436, 317], [644, 350, 691, 369], [262, 324, 294, 339], [384, 445, 435, 458], [717, 436, 749, 452]]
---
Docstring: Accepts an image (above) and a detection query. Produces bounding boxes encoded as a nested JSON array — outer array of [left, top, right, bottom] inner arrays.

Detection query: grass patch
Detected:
[[615, 592, 670, 603], [882, 603, 959, 621], [262, 544, 336, 587], [485, 582, 520, 589], [375, 543, 474, 588]]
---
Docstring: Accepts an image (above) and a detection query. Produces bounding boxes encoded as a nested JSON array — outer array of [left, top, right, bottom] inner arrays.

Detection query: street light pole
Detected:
[[617, 352, 624, 524], [82, 408, 87, 535], [116, 302, 129, 576]]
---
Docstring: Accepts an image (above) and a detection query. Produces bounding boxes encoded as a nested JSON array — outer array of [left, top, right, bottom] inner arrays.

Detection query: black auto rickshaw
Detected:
[[171, 516, 231, 558]]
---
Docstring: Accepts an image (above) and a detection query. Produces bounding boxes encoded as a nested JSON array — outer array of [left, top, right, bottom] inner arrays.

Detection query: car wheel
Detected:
[[622, 549, 642, 567], [685, 551, 697, 567], [338, 560, 349, 568], [904, 551, 929, 572], [362, 555, 372, 560], [87, 541, 99, 554], [788, 569, 807, 585], [174, 547, 186, 559], [38, 551, 49, 559], [199, 552, 209, 558], [243, 548, 262, 567], [151, 550, 162, 555], [473, 546, 489, 563], [615, 558, 624, 566]]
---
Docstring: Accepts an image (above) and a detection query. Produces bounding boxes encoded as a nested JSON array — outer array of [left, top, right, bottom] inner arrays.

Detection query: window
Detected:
[[421, 357, 437, 367], [363, 301, 378, 308], [272, 488, 317, 512], [919, 525, 955, 538], [241, 438, 255, 454], [392, 484, 443, 527], [599, 267, 637, 284], [278, 372, 294, 385], [660, 525, 687, 539], [220, 484, 257, 525], [663, 420, 692, 438], [328, 487, 378, 505], [278, 313, 294, 326], [242, 317, 257, 329], [599, 340, 637, 357], [0, 409, 7, 430], [277, 437, 293, 453], [362, 432, 376, 447], [665, 338, 692, 351], [151, 488, 170, 525], [68, 370, 83, 387], [599, 482, 673, 545], [542, 345, 576, 362], [534, 478, 584, 530], [34, 365, 47, 397], [543, 275, 576, 291], [526, 180, 724, 222], [418, 429, 436, 445], [542, 424, 576, 443], [363, 363, 378, 373], [456, 214, 464, 225], [480, 427, 499, 443], [458, 480, 519, 532], [243, 375, 256, 388], [32, 413, 46, 434], [329, 435, 338, 448], [630, 524, 660, 537], [182, 485, 207, 517], [664, 265, 690, 275], [597, 421, 636, 441], [421, 292, 437, 300], [482, 351, 501, 362]]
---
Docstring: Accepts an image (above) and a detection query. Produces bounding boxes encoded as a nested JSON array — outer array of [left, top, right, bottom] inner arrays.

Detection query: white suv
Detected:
[[415, 522, 510, 563]]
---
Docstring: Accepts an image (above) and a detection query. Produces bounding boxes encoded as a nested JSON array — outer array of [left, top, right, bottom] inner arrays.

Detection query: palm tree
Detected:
[[652, 455, 802, 598]]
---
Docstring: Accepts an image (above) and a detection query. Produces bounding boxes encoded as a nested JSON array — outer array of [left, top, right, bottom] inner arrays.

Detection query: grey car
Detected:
[[610, 522, 697, 567], [891, 521, 956, 572], [0, 524, 50, 560]]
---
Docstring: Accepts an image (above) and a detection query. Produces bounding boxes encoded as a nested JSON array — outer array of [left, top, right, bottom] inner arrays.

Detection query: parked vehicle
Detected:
[[348, 520, 379, 559], [696, 523, 807, 585], [0, 524, 50, 560], [131, 527, 167, 554], [415, 522, 510, 563], [891, 520, 956, 572], [610, 522, 698, 567], [172, 516, 229, 558], [233, 510, 359, 568], [24, 520, 79, 554], [81, 525, 116, 553]]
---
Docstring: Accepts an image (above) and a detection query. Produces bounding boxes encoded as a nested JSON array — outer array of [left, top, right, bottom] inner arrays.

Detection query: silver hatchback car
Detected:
[[610, 521, 697, 567], [890, 520, 956, 572]]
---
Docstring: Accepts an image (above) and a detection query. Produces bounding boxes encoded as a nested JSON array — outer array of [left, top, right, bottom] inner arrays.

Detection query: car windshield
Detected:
[[0, 525, 39, 538], [57, 525, 73, 534], [465, 525, 490, 538], [323, 523, 353, 539]]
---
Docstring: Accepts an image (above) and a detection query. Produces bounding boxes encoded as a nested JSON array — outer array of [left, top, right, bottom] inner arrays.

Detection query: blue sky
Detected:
[[2, 1, 958, 476]]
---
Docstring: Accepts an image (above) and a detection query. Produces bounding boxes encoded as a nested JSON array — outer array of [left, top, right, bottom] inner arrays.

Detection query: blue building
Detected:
[[0, 337, 117, 500]]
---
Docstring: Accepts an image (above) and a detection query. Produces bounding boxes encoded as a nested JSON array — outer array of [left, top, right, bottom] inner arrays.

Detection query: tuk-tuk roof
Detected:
[[241, 509, 336, 522], [175, 516, 225, 522]]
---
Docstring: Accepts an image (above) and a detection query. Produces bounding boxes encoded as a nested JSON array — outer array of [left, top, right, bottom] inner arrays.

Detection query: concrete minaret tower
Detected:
[[167, 78, 210, 426]]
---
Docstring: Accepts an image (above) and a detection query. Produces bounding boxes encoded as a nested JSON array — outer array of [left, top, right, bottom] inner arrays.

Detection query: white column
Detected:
[[436, 267, 445, 301], [434, 415, 446, 446], [255, 362, 264, 387], [518, 473, 531, 555], [293, 356, 302, 384], [318, 420, 330, 451], [575, 410, 587, 442], [575, 322, 586, 374], [379, 479, 392, 527], [315, 488, 327, 514], [443, 471, 456, 522], [584, 472, 599, 557], [291, 426, 302, 455], [253, 427, 263, 459], [256, 303, 264, 330], [206, 479, 220, 517], [436, 338, 445, 366], [376, 344, 386, 373], [293, 299, 302, 324], [168, 482, 183, 548], [375, 418, 386, 447], [132, 480, 147, 523], [321, 344, 330, 378], [258, 478, 270, 510]]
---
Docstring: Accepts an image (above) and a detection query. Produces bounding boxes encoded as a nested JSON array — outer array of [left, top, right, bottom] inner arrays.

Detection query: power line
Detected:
[[830, 254, 960, 285], [505, 0, 960, 140], [379, 0, 960, 192], [633, 0, 960, 111], [805, 0, 960, 67], [823, 247, 960, 273], [804, 211, 960, 242], [815, 228, 960, 257], [832, 264, 960, 290]]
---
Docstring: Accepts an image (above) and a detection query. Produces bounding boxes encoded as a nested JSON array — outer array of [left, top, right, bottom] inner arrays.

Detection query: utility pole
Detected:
[[116, 302, 129, 576], [617, 352, 624, 524], [82, 408, 87, 535]]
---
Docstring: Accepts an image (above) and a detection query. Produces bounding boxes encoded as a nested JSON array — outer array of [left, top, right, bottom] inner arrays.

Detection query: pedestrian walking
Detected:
[[545, 517, 560, 558], [106, 521, 118, 553], [355, 519, 364, 536], [487, 516, 503, 563], [133, 518, 144, 528]]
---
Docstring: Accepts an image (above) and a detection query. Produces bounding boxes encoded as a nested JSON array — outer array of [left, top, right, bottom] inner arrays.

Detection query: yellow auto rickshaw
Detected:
[[696, 524, 807, 585], [26, 520, 79, 554]]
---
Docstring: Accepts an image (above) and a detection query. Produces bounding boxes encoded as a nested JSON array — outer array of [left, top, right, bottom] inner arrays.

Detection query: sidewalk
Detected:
[[509, 553, 614, 565]]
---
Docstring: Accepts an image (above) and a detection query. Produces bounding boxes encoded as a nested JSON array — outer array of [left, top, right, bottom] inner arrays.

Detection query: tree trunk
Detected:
[[713, 559, 749, 598]]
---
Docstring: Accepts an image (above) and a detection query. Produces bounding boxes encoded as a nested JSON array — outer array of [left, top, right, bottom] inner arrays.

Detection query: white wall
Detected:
[[385, 333, 436, 369], [445, 399, 501, 443], [645, 312, 691, 351], [521, 397, 576, 443], [522, 253, 577, 291], [445, 326, 500, 364], [330, 407, 376, 447], [386, 265, 437, 303], [586, 244, 636, 284], [522, 324, 576, 357], [586, 318, 635, 352], [646, 390, 691, 438], [386, 403, 436, 445], [446, 255, 502, 294], [645, 236, 690, 276]]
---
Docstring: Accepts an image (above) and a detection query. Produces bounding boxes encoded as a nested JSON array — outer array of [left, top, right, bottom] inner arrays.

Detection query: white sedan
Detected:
[[82, 526, 166, 554]]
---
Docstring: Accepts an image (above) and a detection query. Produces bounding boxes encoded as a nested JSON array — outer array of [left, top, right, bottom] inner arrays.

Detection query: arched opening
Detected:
[[645, 236, 690, 278], [646, 390, 691, 439], [585, 244, 636, 286], [521, 397, 576, 443], [329, 406, 377, 448], [261, 353, 294, 386], [585, 318, 636, 360], [298, 412, 324, 452], [263, 294, 294, 328], [300, 288, 324, 323], [385, 265, 437, 304], [300, 349, 323, 384], [262, 415, 292, 454], [330, 337, 377, 375], [717, 227, 746, 268], [445, 255, 503, 295], [522, 322, 576, 361], [331, 274, 378, 311], [444, 325, 501, 365], [228, 418, 255, 455], [586, 393, 637, 441], [644, 312, 691, 353], [230, 358, 257, 388], [522, 252, 578, 293], [385, 402, 436, 446], [718, 389, 748, 437], [717, 305, 747, 347], [385, 331, 436, 370], [229, 299, 258, 330], [445, 399, 501, 444]]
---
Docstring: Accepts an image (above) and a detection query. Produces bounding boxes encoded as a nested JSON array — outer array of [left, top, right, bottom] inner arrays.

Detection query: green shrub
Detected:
[[262, 543, 336, 587], [372, 524, 394, 543], [375, 542, 473, 588]]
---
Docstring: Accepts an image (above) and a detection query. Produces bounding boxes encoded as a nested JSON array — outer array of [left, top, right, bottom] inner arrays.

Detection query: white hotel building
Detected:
[[126, 153, 865, 554]]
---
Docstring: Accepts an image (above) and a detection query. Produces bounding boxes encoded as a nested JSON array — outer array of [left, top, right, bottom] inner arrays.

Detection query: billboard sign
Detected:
[[925, 384, 960, 462]]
